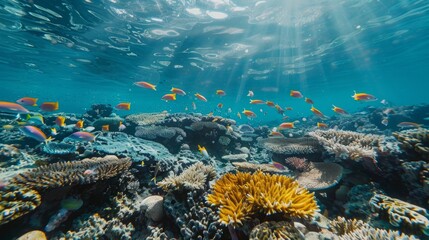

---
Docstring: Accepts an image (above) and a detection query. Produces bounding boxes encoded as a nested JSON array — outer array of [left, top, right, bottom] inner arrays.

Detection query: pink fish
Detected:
[[20, 126, 48, 142], [272, 161, 286, 170], [16, 97, 38, 106], [67, 131, 96, 142], [0, 101, 30, 113]]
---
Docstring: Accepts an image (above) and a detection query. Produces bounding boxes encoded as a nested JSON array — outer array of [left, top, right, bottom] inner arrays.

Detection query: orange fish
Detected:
[[134, 81, 156, 91], [305, 97, 313, 104], [55, 116, 66, 127], [332, 105, 348, 115], [102, 125, 109, 131], [266, 101, 275, 107], [40, 102, 59, 112], [286, 107, 293, 111], [290, 90, 303, 98], [75, 120, 84, 129], [217, 103, 223, 109], [0, 101, 30, 113], [351, 91, 377, 101], [311, 106, 325, 118], [115, 102, 131, 110], [250, 99, 265, 104], [278, 122, 294, 129], [242, 109, 256, 118], [317, 122, 328, 128], [161, 93, 176, 101], [195, 93, 207, 102], [275, 105, 285, 115], [170, 87, 186, 96], [216, 90, 226, 96], [16, 97, 38, 106], [269, 131, 284, 137]]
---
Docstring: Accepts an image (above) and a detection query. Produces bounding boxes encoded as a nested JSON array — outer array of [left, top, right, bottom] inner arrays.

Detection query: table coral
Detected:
[[295, 162, 343, 191], [369, 194, 429, 236], [125, 112, 168, 126], [207, 171, 319, 226], [0, 185, 41, 225], [231, 162, 289, 175], [10, 155, 131, 190]]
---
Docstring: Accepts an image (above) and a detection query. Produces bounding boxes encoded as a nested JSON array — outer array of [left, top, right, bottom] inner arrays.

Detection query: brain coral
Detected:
[[0, 185, 41, 225], [11, 155, 131, 191], [207, 171, 318, 226], [370, 194, 429, 236]]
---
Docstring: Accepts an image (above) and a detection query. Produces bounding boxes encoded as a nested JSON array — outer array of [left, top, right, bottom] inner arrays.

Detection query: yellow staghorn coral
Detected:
[[207, 171, 318, 226]]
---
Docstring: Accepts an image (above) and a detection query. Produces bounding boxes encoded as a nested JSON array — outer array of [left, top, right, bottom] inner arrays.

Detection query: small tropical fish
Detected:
[[115, 102, 131, 110], [161, 93, 176, 101], [217, 103, 223, 109], [194, 93, 207, 102], [237, 112, 242, 119], [134, 81, 156, 90], [198, 145, 209, 159], [302, 117, 307, 122], [269, 131, 284, 138], [397, 122, 421, 128], [290, 90, 303, 98], [227, 108, 232, 114], [216, 90, 226, 96], [102, 125, 109, 131], [266, 101, 275, 107], [272, 161, 286, 170], [332, 105, 348, 115], [380, 99, 388, 105], [311, 106, 325, 118], [305, 97, 313, 104], [0, 101, 30, 113], [383, 108, 395, 115], [250, 99, 265, 104], [351, 91, 377, 102], [226, 125, 233, 135], [20, 126, 50, 142], [140, 161, 145, 167], [192, 102, 197, 110], [51, 128, 58, 136], [75, 120, 84, 129], [317, 122, 328, 128], [275, 105, 285, 115], [242, 109, 256, 118], [282, 116, 289, 120], [381, 117, 389, 126], [171, 87, 186, 96], [279, 122, 294, 129], [286, 107, 293, 111], [212, 118, 219, 122], [27, 115, 45, 125], [119, 121, 126, 131], [247, 90, 254, 97], [207, 112, 214, 117], [83, 126, 95, 132], [16, 97, 38, 106], [67, 131, 96, 142], [3, 124, 14, 131], [55, 116, 66, 127], [40, 102, 59, 112]]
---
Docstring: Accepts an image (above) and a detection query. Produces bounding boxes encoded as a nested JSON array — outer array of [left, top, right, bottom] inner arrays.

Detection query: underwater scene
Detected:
[[1, 0, 429, 239]]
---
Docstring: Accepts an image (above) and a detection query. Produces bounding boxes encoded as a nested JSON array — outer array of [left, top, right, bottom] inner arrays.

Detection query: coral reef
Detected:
[[338, 225, 418, 240], [257, 137, 323, 160], [135, 125, 186, 142], [284, 157, 314, 172], [11, 155, 131, 190], [207, 171, 319, 226], [0, 185, 41, 225], [344, 183, 384, 219], [0, 144, 22, 167], [41, 142, 76, 156], [369, 194, 429, 236], [221, 153, 248, 162], [231, 162, 289, 174], [329, 216, 368, 235], [140, 195, 164, 222], [249, 221, 304, 240], [92, 116, 124, 131], [393, 128, 429, 161], [16, 230, 47, 240], [83, 104, 113, 120], [157, 162, 216, 192], [295, 162, 343, 191], [125, 112, 168, 126]]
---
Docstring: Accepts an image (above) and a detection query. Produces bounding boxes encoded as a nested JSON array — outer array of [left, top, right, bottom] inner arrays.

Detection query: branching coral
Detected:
[[393, 128, 429, 161], [369, 194, 429, 236], [0, 184, 41, 225], [157, 162, 216, 192], [207, 171, 319, 226], [329, 216, 368, 235], [249, 221, 304, 240], [338, 225, 418, 240], [308, 129, 387, 161], [10, 155, 131, 190], [257, 137, 322, 157]]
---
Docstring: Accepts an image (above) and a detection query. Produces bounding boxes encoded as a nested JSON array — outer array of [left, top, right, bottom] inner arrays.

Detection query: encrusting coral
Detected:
[[257, 137, 322, 156], [393, 128, 429, 161], [206, 171, 319, 226], [157, 162, 216, 192], [369, 194, 429, 236], [0, 184, 41, 225], [10, 155, 131, 191], [249, 221, 304, 240], [125, 112, 168, 126], [232, 161, 289, 174]]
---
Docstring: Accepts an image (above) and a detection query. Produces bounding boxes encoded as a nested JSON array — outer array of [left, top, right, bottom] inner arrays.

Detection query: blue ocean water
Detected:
[[1, 0, 428, 123]]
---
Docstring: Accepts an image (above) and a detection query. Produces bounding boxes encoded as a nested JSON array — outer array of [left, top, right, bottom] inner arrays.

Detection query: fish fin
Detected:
[[44, 136, 54, 144]]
